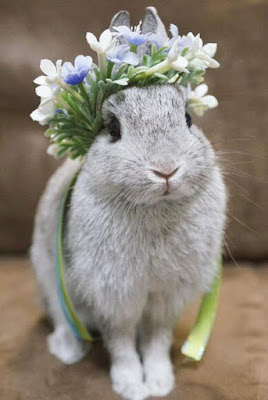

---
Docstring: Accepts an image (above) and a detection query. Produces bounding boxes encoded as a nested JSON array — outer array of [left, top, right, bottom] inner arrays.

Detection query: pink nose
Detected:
[[152, 167, 178, 180]]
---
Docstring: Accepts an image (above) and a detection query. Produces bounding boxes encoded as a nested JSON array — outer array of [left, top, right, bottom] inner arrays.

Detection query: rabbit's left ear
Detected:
[[110, 10, 131, 31], [141, 7, 168, 42]]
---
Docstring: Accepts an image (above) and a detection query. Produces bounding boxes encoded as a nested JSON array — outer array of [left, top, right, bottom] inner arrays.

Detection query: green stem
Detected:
[[60, 81, 84, 102], [98, 53, 107, 81], [79, 83, 93, 114], [130, 44, 137, 53], [132, 59, 170, 82], [57, 97, 72, 112], [144, 59, 169, 76]]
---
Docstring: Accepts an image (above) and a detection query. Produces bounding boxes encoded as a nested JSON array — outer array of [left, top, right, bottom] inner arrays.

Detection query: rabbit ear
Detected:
[[110, 10, 131, 31], [141, 7, 168, 41]]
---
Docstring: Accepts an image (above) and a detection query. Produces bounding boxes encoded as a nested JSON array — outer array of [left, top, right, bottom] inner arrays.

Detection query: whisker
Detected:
[[223, 238, 240, 270]]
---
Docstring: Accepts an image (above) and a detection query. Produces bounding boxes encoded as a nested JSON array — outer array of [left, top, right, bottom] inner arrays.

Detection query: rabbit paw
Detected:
[[47, 326, 90, 365], [144, 357, 175, 397], [111, 361, 149, 400]]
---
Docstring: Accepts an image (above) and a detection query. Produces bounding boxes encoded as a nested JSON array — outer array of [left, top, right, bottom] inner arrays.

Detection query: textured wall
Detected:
[[0, 0, 267, 259]]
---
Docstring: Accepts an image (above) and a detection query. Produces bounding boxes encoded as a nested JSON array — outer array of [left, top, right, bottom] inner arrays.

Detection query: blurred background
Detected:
[[0, 0, 267, 260], [0, 2, 268, 400]]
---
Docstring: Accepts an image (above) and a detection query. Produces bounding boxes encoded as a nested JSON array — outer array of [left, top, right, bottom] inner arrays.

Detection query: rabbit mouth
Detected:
[[163, 186, 170, 196]]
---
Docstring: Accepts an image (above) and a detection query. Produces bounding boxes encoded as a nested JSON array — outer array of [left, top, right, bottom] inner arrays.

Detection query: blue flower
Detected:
[[106, 45, 139, 65], [169, 24, 193, 52], [62, 55, 93, 85], [148, 33, 168, 50], [113, 25, 150, 46]]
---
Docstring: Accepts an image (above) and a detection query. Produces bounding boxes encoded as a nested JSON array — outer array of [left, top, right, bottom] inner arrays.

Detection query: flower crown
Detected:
[[31, 15, 219, 159]]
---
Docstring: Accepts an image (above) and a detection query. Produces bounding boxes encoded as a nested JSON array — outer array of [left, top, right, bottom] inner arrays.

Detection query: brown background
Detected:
[[0, 0, 267, 259]]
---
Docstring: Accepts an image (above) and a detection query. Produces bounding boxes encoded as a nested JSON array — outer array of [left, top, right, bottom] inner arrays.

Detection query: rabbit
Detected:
[[31, 7, 227, 400]]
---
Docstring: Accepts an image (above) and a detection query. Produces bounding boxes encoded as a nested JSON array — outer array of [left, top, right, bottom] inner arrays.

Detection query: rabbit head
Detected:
[[83, 8, 216, 205]]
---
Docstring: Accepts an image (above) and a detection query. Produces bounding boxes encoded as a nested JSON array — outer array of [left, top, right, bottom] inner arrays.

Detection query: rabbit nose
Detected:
[[152, 167, 179, 180]]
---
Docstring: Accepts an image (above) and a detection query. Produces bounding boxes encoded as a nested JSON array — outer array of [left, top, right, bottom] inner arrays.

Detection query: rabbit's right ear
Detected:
[[141, 7, 168, 42], [110, 10, 131, 31]]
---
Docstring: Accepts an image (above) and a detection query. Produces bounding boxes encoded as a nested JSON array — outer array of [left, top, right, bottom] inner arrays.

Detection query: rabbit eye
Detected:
[[108, 117, 121, 140], [185, 112, 192, 128]]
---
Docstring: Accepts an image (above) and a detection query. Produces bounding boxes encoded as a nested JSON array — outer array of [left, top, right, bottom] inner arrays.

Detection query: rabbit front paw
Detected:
[[144, 357, 175, 397], [111, 361, 149, 400], [47, 325, 90, 365]]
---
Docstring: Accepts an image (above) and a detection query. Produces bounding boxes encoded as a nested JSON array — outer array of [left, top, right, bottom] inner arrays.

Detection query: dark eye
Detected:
[[108, 116, 121, 140], [185, 112, 192, 128]]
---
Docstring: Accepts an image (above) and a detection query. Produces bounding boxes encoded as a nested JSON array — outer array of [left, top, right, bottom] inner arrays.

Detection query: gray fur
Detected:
[[139, 7, 168, 57], [31, 10, 226, 400], [110, 10, 130, 31], [142, 6, 168, 41]]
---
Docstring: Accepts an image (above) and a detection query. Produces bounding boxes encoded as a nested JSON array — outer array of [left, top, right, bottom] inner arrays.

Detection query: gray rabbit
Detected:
[[31, 7, 226, 400]]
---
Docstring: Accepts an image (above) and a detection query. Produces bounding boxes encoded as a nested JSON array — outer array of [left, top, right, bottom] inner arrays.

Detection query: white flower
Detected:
[[30, 100, 57, 125], [31, 59, 63, 125], [185, 33, 220, 69], [187, 83, 218, 116], [35, 84, 61, 105], [33, 60, 62, 115], [47, 143, 60, 157], [34, 59, 63, 85], [86, 29, 116, 54], [202, 43, 217, 58], [167, 38, 189, 73]]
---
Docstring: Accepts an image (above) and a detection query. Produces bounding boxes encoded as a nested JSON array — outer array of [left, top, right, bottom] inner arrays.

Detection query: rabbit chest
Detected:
[[66, 193, 211, 304]]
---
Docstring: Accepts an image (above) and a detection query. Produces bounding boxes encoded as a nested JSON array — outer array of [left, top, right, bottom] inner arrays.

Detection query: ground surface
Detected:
[[0, 258, 267, 400]]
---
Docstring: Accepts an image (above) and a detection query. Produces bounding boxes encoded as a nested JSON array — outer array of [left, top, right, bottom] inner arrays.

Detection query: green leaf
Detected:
[[44, 128, 56, 137], [181, 47, 190, 57]]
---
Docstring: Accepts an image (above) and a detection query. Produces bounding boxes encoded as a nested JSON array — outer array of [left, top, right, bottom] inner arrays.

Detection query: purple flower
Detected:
[[148, 33, 168, 50], [113, 25, 150, 46], [168, 24, 192, 52], [106, 45, 139, 65], [62, 55, 93, 85]]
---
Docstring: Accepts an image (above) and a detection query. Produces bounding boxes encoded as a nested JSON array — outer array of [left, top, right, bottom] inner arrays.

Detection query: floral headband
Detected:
[[31, 14, 219, 159]]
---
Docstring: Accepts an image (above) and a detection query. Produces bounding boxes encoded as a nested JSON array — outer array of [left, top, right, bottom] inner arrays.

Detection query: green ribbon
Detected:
[[55, 175, 222, 359], [181, 259, 222, 361]]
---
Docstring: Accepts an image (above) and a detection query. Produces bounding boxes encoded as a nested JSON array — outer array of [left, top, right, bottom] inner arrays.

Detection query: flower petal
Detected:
[[203, 43, 217, 58], [47, 143, 60, 156], [56, 59, 62, 71], [113, 26, 131, 36], [202, 95, 218, 108], [193, 105, 205, 117], [168, 38, 179, 61], [35, 85, 53, 98], [40, 59, 56, 76], [62, 62, 75, 75], [195, 83, 208, 98], [99, 29, 113, 46], [171, 56, 189, 72], [122, 51, 139, 65], [30, 101, 56, 125], [86, 32, 101, 52], [187, 32, 195, 44], [34, 75, 48, 85], [208, 59, 220, 68], [30, 108, 43, 122], [75, 55, 92, 71], [64, 72, 81, 85], [169, 24, 178, 38]]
